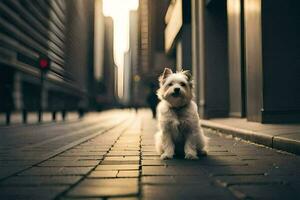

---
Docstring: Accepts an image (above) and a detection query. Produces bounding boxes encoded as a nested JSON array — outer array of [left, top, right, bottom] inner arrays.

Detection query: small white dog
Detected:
[[155, 68, 207, 160]]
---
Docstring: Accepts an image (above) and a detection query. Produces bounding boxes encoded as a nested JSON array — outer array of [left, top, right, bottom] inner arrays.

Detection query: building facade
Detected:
[[93, 16, 117, 110], [134, 0, 175, 107], [0, 0, 111, 122], [165, 0, 300, 123]]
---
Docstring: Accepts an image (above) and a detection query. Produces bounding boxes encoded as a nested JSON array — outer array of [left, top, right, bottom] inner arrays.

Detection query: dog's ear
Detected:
[[159, 68, 173, 83], [182, 70, 192, 81], [182, 70, 194, 88]]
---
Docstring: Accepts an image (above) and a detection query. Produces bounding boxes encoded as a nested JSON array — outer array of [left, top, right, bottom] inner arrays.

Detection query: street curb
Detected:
[[273, 136, 300, 155], [201, 120, 300, 155]]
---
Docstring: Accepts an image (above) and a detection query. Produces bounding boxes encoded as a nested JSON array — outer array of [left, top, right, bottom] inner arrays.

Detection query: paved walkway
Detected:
[[0, 109, 300, 199], [201, 118, 300, 155]]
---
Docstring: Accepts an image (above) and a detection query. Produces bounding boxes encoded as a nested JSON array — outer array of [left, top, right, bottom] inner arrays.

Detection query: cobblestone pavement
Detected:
[[0, 109, 300, 199]]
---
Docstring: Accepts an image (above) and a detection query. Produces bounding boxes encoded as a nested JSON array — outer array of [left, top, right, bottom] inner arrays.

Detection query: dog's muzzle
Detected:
[[171, 88, 181, 97]]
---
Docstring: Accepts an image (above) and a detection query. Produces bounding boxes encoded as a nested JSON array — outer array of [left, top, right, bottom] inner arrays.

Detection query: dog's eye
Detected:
[[180, 82, 186, 87], [168, 83, 173, 86]]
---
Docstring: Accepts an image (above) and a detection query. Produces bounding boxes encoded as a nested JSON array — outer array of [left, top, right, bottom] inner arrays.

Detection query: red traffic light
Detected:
[[38, 57, 50, 70]]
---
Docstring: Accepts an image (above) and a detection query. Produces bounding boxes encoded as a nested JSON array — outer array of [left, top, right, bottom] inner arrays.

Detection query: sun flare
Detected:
[[102, 0, 139, 99]]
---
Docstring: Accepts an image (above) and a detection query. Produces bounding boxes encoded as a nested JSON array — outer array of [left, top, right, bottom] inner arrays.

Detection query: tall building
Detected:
[[165, 0, 192, 71], [94, 16, 117, 109], [135, 0, 175, 106], [129, 10, 139, 107], [87, 0, 117, 109], [0, 0, 107, 120]]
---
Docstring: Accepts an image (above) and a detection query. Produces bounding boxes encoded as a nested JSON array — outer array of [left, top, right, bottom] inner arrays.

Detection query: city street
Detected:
[[0, 109, 299, 200]]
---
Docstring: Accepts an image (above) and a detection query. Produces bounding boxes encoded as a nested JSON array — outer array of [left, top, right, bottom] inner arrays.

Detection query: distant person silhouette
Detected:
[[147, 83, 159, 118]]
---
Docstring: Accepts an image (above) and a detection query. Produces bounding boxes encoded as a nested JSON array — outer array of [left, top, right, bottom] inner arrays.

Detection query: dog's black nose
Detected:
[[174, 88, 180, 93]]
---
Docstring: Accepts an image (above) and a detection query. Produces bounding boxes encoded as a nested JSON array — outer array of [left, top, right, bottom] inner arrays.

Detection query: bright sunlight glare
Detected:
[[102, 0, 139, 99]]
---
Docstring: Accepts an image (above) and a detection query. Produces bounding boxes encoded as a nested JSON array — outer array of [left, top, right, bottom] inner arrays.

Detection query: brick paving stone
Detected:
[[101, 160, 139, 165], [49, 156, 83, 161], [95, 165, 139, 171], [104, 156, 140, 161], [67, 186, 138, 198], [0, 186, 68, 200], [142, 176, 176, 184], [77, 144, 112, 147], [207, 152, 238, 156], [66, 149, 108, 153], [117, 141, 140, 144], [0, 176, 82, 186], [203, 165, 289, 176], [141, 156, 160, 160], [112, 147, 140, 151], [78, 157, 104, 161], [114, 142, 140, 145], [186, 160, 248, 167], [0, 160, 36, 167], [79, 178, 138, 187], [114, 143, 139, 146], [59, 152, 106, 156], [60, 197, 103, 200], [19, 167, 93, 176], [111, 147, 140, 151], [230, 185, 300, 200], [78, 143, 112, 147], [51, 156, 104, 161], [142, 185, 236, 200], [72, 146, 110, 149], [112, 149, 140, 152], [141, 148, 157, 152], [142, 175, 218, 185], [229, 149, 280, 156], [142, 166, 206, 176], [107, 151, 140, 156], [142, 151, 159, 156], [239, 155, 299, 163], [117, 170, 139, 178], [107, 197, 138, 200], [141, 141, 154, 145], [213, 175, 289, 186], [39, 160, 99, 167], [88, 171, 118, 178], [142, 160, 166, 166]]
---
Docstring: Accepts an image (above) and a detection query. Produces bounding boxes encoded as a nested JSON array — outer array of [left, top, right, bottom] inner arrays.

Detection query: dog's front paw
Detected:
[[160, 153, 173, 160], [185, 153, 199, 160]]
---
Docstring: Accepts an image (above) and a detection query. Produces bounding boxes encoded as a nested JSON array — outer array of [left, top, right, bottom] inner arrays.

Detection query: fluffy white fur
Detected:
[[155, 68, 207, 160]]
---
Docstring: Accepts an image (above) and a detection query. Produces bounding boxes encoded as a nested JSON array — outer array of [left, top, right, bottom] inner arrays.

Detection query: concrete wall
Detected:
[[202, 0, 229, 118], [244, 0, 300, 122], [176, 25, 192, 71], [261, 0, 300, 122], [227, 0, 245, 117], [189, 0, 300, 123], [244, 0, 263, 122]]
